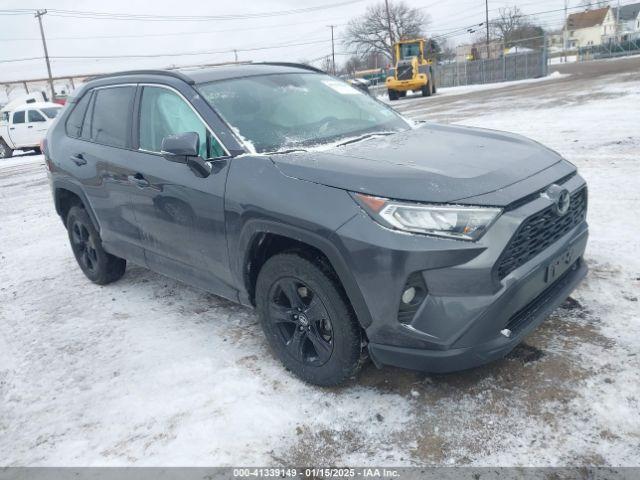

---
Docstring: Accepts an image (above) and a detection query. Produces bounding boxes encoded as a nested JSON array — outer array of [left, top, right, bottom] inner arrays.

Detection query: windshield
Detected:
[[400, 43, 421, 60], [197, 73, 409, 153], [41, 107, 61, 119]]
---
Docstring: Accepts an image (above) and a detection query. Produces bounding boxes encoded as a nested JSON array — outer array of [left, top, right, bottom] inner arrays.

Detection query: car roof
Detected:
[[12, 102, 61, 111], [88, 62, 324, 86]]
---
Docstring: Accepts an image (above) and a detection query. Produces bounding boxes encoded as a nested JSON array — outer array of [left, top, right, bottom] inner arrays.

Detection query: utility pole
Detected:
[[485, 0, 490, 59], [35, 9, 55, 101], [328, 25, 336, 75], [385, 0, 395, 63], [563, 0, 568, 62]]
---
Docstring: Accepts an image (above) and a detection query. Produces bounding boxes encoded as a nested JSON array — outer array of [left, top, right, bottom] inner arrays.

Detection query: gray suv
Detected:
[[45, 63, 588, 386]]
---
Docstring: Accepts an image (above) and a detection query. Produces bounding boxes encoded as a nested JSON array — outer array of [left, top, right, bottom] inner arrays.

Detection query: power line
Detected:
[[39, 2, 364, 22], [0, 18, 348, 42]]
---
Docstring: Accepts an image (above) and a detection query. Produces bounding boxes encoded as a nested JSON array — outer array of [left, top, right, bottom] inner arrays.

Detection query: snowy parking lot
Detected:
[[1, 62, 639, 467]]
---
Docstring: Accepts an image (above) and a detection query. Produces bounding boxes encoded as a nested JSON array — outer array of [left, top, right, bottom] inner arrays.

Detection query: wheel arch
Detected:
[[52, 179, 100, 231], [236, 220, 373, 329]]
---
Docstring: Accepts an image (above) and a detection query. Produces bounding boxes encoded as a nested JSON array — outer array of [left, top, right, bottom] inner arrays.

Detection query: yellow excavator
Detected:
[[385, 39, 436, 101]]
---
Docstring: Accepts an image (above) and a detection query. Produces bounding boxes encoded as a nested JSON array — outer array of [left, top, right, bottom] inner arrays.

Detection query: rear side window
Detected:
[[28, 110, 46, 122], [85, 86, 135, 148], [65, 93, 92, 138], [13, 111, 25, 124]]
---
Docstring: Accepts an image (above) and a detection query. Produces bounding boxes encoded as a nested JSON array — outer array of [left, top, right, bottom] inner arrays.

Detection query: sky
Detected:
[[0, 0, 586, 83]]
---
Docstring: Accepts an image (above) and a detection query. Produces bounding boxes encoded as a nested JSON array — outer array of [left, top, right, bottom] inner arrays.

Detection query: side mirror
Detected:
[[161, 132, 200, 162], [161, 132, 211, 178]]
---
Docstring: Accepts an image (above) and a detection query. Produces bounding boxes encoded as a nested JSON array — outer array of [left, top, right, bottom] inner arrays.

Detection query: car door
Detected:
[[127, 84, 235, 298], [9, 110, 29, 147], [58, 85, 145, 264], [26, 109, 50, 145]]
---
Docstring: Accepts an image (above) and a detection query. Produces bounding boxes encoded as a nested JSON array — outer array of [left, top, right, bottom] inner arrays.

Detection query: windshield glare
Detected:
[[41, 107, 61, 119], [198, 73, 409, 153]]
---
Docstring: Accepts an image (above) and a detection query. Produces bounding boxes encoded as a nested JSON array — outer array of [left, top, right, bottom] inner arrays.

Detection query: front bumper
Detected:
[[386, 74, 428, 91], [368, 259, 587, 373], [332, 174, 588, 373]]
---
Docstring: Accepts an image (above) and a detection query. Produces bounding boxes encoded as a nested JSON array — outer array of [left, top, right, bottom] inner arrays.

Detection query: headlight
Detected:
[[353, 193, 502, 241]]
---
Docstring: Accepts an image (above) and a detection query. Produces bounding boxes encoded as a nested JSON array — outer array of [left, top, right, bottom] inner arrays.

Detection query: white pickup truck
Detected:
[[0, 102, 63, 158]]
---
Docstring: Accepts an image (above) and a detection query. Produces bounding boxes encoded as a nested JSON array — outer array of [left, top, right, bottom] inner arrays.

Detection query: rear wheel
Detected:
[[256, 253, 362, 386], [388, 89, 399, 101], [0, 139, 13, 159], [421, 81, 432, 97], [66, 206, 126, 285]]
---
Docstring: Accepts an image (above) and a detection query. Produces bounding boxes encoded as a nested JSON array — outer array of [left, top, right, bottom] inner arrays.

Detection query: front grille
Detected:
[[397, 65, 414, 80], [496, 188, 587, 279]]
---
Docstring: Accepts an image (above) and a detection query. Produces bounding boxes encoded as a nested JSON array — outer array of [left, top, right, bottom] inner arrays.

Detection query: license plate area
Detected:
[[545, 247, 575, 284]]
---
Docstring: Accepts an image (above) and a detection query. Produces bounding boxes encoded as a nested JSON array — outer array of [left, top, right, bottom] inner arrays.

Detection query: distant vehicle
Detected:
[[346, 78, 370, 94], [386, 39, 436, 100], [0, 102, 62, 158], [45, 64, 588, 386]]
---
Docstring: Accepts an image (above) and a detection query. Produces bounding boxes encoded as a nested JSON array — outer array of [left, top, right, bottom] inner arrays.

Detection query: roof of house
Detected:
[[566, 7, 609, 29], [613, 3, 640, 21]]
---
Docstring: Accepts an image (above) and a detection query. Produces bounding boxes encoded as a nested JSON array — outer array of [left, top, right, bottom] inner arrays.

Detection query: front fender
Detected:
[[235, 219, 374, 328]]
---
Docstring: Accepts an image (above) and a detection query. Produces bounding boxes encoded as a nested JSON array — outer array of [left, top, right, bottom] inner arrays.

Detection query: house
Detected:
[[565, 7, 610, 48], [603, 2, 640, 42]]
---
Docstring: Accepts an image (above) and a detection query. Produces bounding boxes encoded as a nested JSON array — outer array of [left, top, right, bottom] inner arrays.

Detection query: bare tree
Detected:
[[344, 1, 430, 60], [492, 7, 525, 44], [319, 56, 334, 73], [492, 6, 545, 50], [579, 0, 609, 10], [342, 55, 364, 77]]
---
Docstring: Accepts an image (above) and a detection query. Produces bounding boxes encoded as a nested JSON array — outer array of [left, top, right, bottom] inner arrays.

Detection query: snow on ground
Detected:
[[1, 67, 639, 467]]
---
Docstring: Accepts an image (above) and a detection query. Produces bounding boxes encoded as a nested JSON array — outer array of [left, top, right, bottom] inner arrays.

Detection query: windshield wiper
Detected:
[[268, 148, 309, 155], [336, 131, 396, 147]]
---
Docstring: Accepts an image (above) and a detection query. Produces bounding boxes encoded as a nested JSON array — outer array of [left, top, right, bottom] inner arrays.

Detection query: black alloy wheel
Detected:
[[268, 277, 334, 366]]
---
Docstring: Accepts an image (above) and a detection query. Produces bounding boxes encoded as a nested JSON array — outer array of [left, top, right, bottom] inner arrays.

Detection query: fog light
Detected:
[[401, 287, 416, 304]]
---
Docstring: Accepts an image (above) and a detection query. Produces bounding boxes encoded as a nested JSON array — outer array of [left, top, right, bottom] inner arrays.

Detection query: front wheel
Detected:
[[388, 89, 399, 101], [256, 253, 362, 386], [66, 206, 126, 285], [0, 139, 13, 159]]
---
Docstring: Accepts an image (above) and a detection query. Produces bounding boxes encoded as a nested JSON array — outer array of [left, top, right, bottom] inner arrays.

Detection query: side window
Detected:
[[138, 86, 225, 159], [28, 110, 46, 123], [13, 111, 25, 124], [65, 92, 92, 138], [86, 86, 136, 148]]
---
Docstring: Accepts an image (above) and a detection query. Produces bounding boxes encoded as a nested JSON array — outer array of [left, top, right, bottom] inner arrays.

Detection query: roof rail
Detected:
[[86, 69, 195, 85], [253, 62, 325, 74]]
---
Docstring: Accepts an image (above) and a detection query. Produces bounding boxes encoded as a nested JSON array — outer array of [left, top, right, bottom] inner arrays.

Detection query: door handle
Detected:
[[128, 173, 150, 188], [70, 154, 87, 166]]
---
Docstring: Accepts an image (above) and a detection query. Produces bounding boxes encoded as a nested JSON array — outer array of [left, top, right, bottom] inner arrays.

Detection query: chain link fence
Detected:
[[435, 50, 548, 89]]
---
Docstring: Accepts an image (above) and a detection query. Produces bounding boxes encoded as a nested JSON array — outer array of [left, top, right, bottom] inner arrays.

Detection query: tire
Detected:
[[256, 253, 362, 386], [388, 89, 399, 101], [399, 91, 407, 98], [421, 81, 431, 97], [66, 206, 126, 285], [0, 139, 13, 159]]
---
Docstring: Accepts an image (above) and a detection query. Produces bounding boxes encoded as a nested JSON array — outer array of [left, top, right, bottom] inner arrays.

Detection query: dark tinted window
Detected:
[[65, 92, 92, 138], [13, 111, 25, 124], [87, 86, 135, 148], [28, 110, 46, 122]]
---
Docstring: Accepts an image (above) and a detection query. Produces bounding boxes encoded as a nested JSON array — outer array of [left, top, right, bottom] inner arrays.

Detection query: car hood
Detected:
[[270, 123, 566, 205]]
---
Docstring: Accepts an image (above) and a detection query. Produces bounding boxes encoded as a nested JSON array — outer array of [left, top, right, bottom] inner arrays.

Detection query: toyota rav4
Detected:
[[45, 63, 588, 386]]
